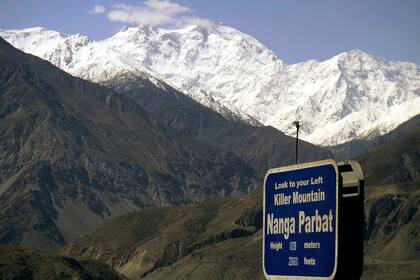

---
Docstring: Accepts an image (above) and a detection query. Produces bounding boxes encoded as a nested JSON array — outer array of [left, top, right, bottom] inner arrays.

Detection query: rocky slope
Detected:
[[364, 183, 419, 260], [63, 192, 264, 279], [0, 245, 125, 280], [1, 24, 419, 145], [0, 38, 260, 250], [63, 184, 419, 279], [357, 124, 420, 186], [144, 181, 420, 280]]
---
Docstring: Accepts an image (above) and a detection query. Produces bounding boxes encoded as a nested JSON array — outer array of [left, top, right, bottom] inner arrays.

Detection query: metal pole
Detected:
[[293, 121, 300, 164]]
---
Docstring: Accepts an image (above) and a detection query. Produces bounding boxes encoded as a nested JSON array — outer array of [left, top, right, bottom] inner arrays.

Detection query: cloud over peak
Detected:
[[106, 0, 210, 27]]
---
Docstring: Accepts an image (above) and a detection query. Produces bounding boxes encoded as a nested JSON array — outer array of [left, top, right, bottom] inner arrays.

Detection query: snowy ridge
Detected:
[[1, 24, 419, 145], [0, 26, 260, 126], [0, 27, 151, 82]]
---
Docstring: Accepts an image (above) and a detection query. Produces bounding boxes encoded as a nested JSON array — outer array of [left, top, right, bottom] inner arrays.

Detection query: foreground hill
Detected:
[[0, 245, 124, 280], [63, 183, 419, 279], [63, 192, 263, 279]]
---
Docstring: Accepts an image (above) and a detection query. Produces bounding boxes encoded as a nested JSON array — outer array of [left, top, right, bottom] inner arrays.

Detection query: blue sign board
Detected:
[[263, 160, 338, 280]]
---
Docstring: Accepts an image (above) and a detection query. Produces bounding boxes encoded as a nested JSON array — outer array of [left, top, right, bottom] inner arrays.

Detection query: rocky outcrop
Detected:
[[63, 192, 262, 279], [0, 245, 125, 280], [364, 183, 420, 260]]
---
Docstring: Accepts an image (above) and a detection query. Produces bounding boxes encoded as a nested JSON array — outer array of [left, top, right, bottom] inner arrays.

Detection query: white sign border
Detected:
[[262, 159, 339, 280]]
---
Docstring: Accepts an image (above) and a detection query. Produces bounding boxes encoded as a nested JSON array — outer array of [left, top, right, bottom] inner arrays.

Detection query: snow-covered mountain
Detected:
[[1, 24, 419, 145]]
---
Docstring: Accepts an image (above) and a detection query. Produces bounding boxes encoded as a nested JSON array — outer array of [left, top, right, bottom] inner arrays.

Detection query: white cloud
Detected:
[[145, 0, 190, 14], [106, 0, 210, 27], [89, 5, 106, 15], [182, 16, 212, 27]]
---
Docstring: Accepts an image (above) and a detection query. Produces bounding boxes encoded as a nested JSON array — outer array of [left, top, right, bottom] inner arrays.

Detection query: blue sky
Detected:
[[0, 0, 419, 64]]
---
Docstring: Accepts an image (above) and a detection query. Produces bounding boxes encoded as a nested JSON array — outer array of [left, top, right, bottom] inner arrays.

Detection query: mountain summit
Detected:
[[1, 23, 419, 145]]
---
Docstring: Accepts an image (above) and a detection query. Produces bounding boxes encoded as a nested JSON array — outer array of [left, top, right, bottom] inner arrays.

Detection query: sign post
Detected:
[[263, 159, 363, 280]]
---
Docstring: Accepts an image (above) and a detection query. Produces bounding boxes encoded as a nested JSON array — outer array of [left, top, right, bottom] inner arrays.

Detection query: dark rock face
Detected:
[[0, 245, 125, 280], [358, 125, 420, 186], [234, 205, 262, 229], [364, 183, 420, 260]]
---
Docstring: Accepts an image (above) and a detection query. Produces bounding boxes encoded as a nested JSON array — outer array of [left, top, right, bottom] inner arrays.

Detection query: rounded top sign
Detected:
[[263, 159, 339, 280]]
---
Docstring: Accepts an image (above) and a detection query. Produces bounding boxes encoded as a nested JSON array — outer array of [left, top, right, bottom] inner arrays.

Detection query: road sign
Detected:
[[263, 159, 339, 280]]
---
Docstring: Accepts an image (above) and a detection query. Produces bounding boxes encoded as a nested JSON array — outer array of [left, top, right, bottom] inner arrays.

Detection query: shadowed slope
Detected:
[[0, 38, 259, 249], [63, 192, 263, 279], [358, 125, 420, 186], [0, 245, 125, 280]]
